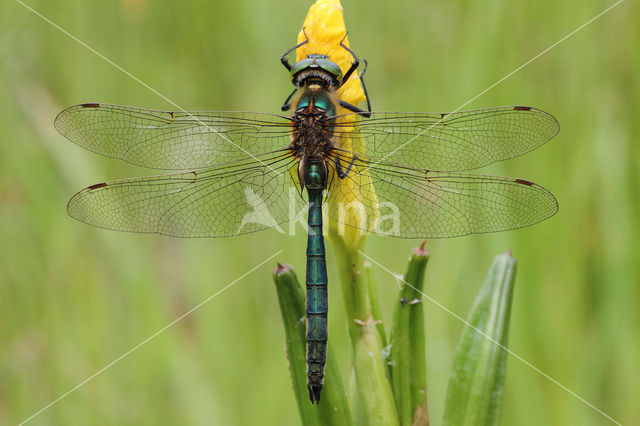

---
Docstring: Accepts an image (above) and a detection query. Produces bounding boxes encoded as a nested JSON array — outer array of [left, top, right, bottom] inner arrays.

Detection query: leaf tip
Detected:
[[412, 240, 430, 256], [274, 263, 292, 275]]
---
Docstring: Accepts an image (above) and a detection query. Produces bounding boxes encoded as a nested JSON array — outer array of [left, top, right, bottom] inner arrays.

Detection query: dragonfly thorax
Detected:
[[290, 86, 337, 192], [294, 86, 337, 117]]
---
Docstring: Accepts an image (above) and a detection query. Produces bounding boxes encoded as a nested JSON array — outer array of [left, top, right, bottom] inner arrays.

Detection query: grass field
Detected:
[[1, 0, 638, 424]]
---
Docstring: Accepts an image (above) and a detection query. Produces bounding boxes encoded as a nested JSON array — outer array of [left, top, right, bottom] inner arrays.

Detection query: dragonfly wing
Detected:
[[55, 103, 294, 170], [67, 152, 304, 237], [326, 153, 558, 238], [334, 106, 559, 171]]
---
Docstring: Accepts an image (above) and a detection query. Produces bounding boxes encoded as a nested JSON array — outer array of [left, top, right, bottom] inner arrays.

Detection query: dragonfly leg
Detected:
[[339, 32, 360, 85], [339, 34, 372, 117], [338, 100, 371, 118], [281, 88, 297, 111], [359, 59, 373, 115], [335, 154, 358, 179], [281, 27, 309, 72]]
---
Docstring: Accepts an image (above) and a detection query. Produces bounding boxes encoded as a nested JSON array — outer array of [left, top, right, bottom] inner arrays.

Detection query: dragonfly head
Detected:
[[290, 54, 342, 91]]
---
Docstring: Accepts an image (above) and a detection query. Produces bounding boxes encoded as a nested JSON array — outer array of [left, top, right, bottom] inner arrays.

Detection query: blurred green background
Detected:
[[1, 0, 638, 424]]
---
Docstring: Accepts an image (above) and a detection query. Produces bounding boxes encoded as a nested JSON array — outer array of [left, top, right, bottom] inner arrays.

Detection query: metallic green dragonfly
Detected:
[[55, 37, 558, 404]]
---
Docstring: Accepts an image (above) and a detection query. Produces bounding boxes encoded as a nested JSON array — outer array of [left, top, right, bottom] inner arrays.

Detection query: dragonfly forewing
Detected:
[[55, 103, 295, 170], [333, 106, 559, 172]]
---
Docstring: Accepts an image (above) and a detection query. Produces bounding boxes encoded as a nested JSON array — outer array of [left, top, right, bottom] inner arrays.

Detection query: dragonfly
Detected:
[[55, 33, 559, 404]]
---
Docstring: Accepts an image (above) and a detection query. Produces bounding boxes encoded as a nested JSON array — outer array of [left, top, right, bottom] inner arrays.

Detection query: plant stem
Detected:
[[365, 260, 388, 349], [331, 239, 399, 426]]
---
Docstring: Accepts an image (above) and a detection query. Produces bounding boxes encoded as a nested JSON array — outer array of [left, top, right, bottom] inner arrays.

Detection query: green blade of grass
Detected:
[[273, 263, 352, 426], [442, 251, 517, 426]]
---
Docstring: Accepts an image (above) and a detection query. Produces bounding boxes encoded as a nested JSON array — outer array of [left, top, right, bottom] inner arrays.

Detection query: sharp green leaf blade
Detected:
[[443, 251, 517, 426], [272, 264, 352, 426], [408, 245, 430, 426], [390, 242, 430, 426]]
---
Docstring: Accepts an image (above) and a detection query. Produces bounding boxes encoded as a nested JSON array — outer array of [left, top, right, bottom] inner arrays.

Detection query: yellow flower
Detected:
[[296, 0, 366, 107], [296, 0, 379, 251]]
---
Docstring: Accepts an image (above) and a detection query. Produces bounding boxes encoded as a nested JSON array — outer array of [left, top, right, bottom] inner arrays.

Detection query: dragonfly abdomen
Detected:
[[305, 188, 328, 404]]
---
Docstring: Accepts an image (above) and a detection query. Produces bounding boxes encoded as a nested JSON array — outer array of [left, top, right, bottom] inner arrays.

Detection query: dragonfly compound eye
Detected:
[[291, 55, 343, 90]]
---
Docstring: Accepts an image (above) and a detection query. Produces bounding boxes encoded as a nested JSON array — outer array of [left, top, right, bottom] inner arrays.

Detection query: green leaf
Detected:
[[442, 251, 517, 426], [390, 242, 430, 426], [272, 263, 352, 426]]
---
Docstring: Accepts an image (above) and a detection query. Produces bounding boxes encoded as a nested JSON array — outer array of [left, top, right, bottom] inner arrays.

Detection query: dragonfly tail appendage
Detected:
[[305, 189, 328, 404]]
